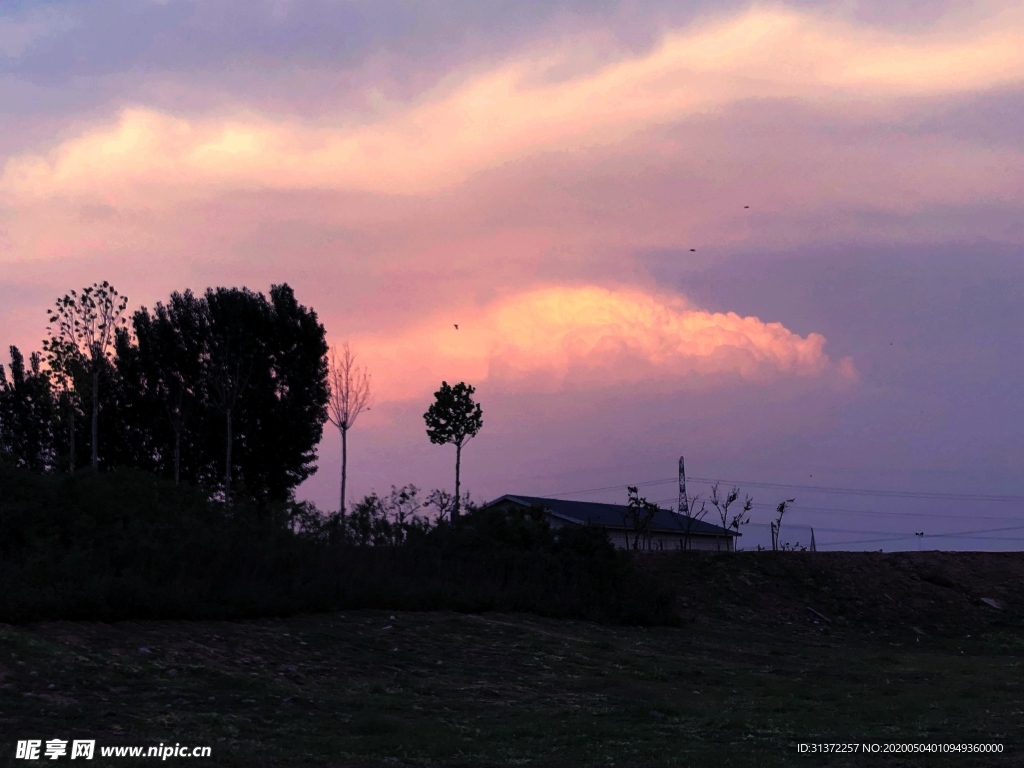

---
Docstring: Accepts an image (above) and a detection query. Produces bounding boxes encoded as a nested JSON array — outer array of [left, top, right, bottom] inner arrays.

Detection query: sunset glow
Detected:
[[1, 0, 1022, 550]]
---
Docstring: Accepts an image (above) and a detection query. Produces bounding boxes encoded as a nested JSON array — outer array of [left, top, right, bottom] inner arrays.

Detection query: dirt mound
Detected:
[[637, 551, 1024, 637]]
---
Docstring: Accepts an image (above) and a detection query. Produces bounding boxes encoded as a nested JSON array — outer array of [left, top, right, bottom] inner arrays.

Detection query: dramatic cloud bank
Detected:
[[352, 285, 854, 402]]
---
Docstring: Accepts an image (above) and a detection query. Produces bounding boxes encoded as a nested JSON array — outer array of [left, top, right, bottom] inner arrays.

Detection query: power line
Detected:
[[645, 496, 1024, 523], [544, 474, 1024, 504], [684, 475, 1024, 503], [817, 534, 916, 546], [534, 470, 1024, 550], [640, 496, 1024, 540], [933, 535, 1024, 542], [813, 524, 1024, 536], [929, 522, 1024, 537], [818, 535, 1024, 548], [544, 478, 672, 499], [783, 527, 1024, 548]]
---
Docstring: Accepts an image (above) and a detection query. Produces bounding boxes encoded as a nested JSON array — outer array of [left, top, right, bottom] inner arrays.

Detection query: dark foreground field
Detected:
[[3, 551, 1024, 767]]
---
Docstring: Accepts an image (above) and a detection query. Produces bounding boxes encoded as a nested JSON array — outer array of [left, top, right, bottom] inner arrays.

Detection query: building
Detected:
[[482, 494, 740, 551]]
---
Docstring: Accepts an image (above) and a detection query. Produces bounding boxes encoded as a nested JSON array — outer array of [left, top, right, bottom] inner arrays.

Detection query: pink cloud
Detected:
[[3, 5, 1024, 206], [347, 284, 854, 403]]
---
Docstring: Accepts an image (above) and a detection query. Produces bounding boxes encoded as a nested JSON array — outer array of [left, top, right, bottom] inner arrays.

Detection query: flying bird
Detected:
[[744, 205, 750, 209], [454, 324, 459, 330], [689, 248, 696, 252]]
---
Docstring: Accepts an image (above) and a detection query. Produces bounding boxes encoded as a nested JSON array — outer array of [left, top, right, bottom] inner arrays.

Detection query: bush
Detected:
[[0, 462, 678, 626]]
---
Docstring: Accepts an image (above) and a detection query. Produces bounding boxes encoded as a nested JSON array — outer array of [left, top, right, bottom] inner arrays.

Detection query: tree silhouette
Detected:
[[327, 342, 371, 516], [424, 381, 482, 525], [771, 498, 796, 551], [104, 327, 162, 474], [709, 482, 753, 551], [203, 287, 267, 502], [201, 284, 328, 505], [249, 284, 329, 503], [128, 290, 210, 485], [42, 282, 128, 470], [624, 486, 659, 550], [40, 336, 83, 473], [0, 346, 56, 472], [83, 283, 329, 504], [671, 486, 709, 551], [424, 487, 473, 525]]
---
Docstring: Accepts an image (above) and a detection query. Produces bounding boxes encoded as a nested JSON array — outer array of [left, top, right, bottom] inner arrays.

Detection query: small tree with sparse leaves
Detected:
[[424, 487, 474, 526], [670, 487, 709, 551], [623, 486, 659, 550], [709, 482, 753, 551], [771, 498, 796, 551]]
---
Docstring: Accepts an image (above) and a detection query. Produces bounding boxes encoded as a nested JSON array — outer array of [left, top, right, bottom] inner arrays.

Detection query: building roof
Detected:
[[484, 494, 738, 537]]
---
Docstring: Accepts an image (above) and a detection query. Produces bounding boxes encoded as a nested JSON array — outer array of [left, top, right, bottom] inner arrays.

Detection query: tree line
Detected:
[[1, 281, 484, 518], [2, 282, 330, 506], [1, 278, 784, 546]]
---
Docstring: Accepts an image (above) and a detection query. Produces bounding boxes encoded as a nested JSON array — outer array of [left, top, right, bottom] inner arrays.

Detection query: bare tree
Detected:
[[326, 342, 372, 516], [43, 282, 128, 470], [709, 482, 753, 551], [671, 487, 709, 550]]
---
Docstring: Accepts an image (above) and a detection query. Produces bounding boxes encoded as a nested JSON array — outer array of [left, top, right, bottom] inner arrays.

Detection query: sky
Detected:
[[1, 0, 1022, 551]]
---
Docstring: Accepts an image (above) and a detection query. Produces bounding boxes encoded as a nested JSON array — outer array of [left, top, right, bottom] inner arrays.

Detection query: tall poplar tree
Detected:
[[204, 286, 267, 502], [130, 290, 210, 485], [42, 282, 128, 470]]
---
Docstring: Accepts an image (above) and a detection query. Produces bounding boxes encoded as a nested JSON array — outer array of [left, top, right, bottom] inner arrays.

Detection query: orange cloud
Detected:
[[349, 284, 855, 402], [3, 5, 1023, 203]]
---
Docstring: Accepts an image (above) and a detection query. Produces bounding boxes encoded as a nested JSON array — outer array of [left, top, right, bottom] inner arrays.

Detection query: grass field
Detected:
[[2, 552, 1023, 767]]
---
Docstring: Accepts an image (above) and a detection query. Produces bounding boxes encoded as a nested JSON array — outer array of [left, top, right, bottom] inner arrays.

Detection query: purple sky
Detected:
[[2, 1, 1023, 550]]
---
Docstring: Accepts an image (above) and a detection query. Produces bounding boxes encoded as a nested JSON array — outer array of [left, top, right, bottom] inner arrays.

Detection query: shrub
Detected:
[[0, 461, 677, 626]]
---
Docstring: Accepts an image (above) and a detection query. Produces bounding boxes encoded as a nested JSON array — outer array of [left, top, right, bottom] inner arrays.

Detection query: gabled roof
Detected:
[[484, 494, 738, 537]]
